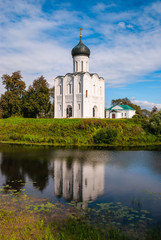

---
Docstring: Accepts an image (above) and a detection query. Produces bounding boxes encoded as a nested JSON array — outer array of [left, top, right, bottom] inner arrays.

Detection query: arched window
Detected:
[[78, 82, 81, 93], [76, 61, 78, 72], [93, 106, 97, 117], [66, 105, 72, 117], [93, 107, 95, 117], [59, 85, 62, 95], [81, 61, 83, 72]]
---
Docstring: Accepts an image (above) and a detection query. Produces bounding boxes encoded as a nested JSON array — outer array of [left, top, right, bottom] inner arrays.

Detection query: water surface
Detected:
[[0, 145, 161, 224]]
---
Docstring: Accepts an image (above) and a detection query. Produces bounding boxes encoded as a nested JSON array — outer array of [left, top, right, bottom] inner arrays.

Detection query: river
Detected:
[[0, 144, 161, 225]]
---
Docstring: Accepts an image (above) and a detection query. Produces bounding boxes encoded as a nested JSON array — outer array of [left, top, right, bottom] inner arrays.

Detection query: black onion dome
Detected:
[[71, 39, 90, 57]]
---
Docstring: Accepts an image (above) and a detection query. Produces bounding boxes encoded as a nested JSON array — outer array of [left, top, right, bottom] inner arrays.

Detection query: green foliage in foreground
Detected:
[[0, 117, 160, 146]]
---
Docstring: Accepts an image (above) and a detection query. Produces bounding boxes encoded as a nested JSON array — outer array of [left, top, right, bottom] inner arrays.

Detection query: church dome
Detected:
[[71, 39, 90, 57]]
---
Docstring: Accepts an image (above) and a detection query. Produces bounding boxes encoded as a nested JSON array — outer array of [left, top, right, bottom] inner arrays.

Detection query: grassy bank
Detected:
[[0, 117, 160, 146], [0, 186, 161, 240]]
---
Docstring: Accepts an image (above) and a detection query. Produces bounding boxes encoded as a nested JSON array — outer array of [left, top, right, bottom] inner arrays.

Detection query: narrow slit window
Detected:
[[86, 90, 88, 98], [81, 61, 83, 71], [76, 61, 78, 72], [79, 82, 81, 93], [69, 83, 72, 94]]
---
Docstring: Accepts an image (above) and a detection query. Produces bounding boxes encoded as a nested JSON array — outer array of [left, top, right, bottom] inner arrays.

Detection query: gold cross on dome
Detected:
[[80, 28, 82, 39]]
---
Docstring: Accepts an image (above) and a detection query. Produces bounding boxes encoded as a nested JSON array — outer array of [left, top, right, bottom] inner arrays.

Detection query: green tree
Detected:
[[111, 98, 142, 115], [49, 86, 55, 117], [0, 71, 26, 118], [148, 110, 161, 135], [22, 76, 50, 118], [151, 106, 158, 115], [141, 109, 151, 118], [111, 97, 130, 106]]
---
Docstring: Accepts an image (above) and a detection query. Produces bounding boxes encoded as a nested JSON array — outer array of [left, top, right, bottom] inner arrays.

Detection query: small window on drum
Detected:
[[81, 61, 83, 71], [76, 61, 78, 72], [86, 90, 88, 98]]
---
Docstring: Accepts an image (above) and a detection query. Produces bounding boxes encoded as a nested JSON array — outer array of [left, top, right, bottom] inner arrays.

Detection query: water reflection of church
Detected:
[[54, 159, 104, 202]]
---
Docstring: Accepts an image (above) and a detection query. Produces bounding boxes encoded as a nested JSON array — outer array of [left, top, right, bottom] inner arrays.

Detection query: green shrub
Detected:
[[148, 110, 161, 135], [93, 127, 118, 144]]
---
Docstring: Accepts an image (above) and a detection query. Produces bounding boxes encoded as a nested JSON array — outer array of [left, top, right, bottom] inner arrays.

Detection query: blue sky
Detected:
[[0, 0, 161, 110]]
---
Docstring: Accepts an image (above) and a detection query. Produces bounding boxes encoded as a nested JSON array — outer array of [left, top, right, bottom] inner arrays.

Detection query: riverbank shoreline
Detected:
[[0, 140, 161, 149], [0, 117, 160, 148]]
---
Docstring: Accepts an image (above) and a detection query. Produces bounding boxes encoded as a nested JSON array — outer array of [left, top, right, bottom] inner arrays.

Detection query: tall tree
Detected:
[[111, 97, 142, 115], [111, 97, 131, 106], [141, 109, 151, 118], [22, 76, 50, 118], [49, 86, 55, 117], [148, 110, 161, 135], [0, 71, 26, 118], [151, 106, 158, 115]]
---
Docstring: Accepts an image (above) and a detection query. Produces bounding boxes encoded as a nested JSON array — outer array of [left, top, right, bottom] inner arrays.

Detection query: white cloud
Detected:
[[131, 98, 161, 110], [0, 0, 161, 98], [92, 2, 116, 13], [90, 1, 161, 86], [118, 22, 126, 29]]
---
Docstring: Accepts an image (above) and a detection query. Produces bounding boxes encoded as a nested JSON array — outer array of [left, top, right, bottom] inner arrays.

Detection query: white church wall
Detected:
[[82, 73, 104, 118], [106, 110, 110, 118], [73, 55, 89, 72], [54, 36, 105, 119]]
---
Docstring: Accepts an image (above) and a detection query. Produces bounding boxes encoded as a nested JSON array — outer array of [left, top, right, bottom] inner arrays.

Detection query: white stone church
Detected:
[[54, 29, 105, 118]]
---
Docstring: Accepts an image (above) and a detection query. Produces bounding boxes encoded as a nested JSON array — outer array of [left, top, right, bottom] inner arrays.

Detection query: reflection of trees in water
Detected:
[[1, 157, 25, 192], [0, 150, 52, 192]]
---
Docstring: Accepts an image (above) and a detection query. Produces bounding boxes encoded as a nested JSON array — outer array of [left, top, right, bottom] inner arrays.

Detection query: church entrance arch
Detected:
[[93, 105, 97, 118], [66, 105, 72, 118]]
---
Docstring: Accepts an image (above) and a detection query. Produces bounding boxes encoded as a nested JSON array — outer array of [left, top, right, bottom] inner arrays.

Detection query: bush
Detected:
[[148, 110, 161, 135], [93, 127, 118, 144]]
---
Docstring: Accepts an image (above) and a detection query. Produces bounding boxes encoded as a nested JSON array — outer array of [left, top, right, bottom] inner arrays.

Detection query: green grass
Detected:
[[0, 186, 161, 240], [0, 117, 160, 146]]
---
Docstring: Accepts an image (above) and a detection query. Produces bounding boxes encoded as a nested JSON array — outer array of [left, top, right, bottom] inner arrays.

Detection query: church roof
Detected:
[[71, 39, 90, 57], [106, 105, 135, 111], [55, 72, 104, 80]]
